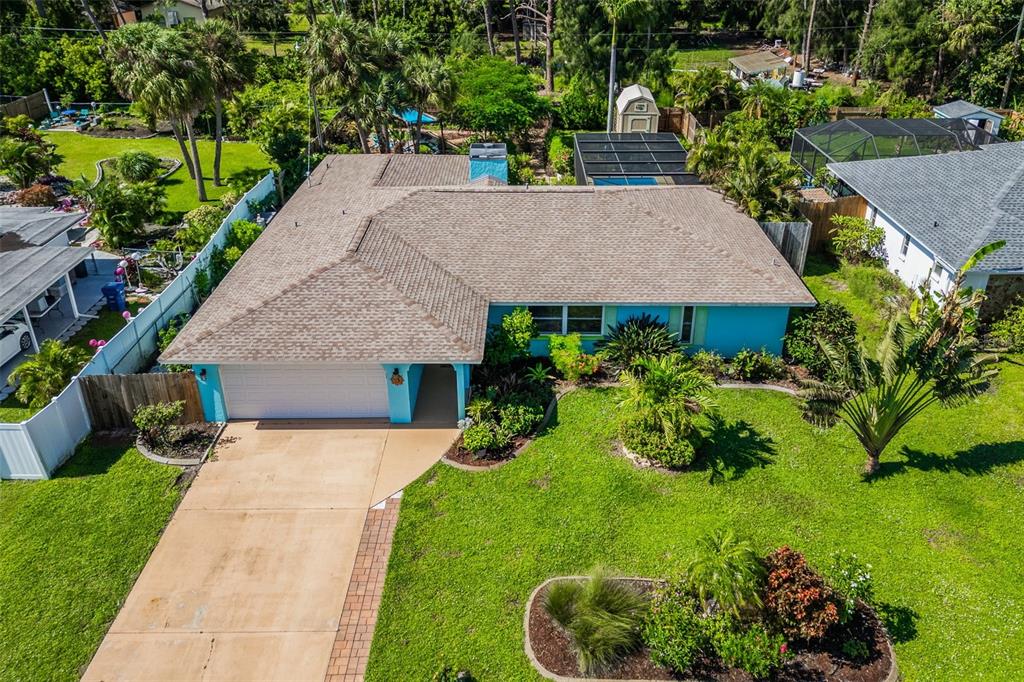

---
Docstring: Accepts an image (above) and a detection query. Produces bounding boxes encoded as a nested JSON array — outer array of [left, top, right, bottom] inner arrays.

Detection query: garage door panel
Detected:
[[221, 364, 389, 419]]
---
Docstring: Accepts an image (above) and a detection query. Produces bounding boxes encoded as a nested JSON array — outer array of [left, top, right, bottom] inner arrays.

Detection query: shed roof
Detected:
[[0, 246, 94, 324], [728, 52, 788, 75], [161, 155, 813, 365], [616, 84, 654, 113], [828, 142, 1024, 271], [0, 207, 85, 246], [933, 99, 1003, 120]]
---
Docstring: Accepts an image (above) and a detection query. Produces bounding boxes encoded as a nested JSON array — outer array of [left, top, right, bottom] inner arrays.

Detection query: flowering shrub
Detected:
[[549, 333, 600, 382], [691, 349, 724, 378], [824, 552, 874, 623], [763, 547, 840, 641]]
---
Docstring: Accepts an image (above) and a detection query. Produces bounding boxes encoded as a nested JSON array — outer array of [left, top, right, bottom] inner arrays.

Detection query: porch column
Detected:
[[454, 363, 472, 420], [64, 272, 80, 320], [21, 307, 39, 352]]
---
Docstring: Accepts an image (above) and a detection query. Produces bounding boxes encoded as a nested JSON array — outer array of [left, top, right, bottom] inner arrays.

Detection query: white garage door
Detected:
[[221, 364, 390, 419]]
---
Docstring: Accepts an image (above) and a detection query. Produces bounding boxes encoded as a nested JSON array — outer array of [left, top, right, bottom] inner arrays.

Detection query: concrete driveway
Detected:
[[84, 421, 456, 682]]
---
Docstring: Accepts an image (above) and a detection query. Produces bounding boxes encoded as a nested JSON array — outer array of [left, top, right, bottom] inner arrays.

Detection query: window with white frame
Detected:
[[527, 305, 604, 335], [680, 306, 695, 343], [899, 233, 910, 258]]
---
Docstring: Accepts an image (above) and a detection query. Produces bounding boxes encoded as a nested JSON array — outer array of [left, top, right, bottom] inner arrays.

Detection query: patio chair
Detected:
[[80, 108, 90, 118]]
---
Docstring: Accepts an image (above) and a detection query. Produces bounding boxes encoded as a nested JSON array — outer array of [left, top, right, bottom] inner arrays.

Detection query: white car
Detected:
[[0, 321, 32, 365]]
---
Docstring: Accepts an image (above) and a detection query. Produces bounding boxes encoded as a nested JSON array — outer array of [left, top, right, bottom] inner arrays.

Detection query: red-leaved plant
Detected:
[[763, 546, 840, 641]]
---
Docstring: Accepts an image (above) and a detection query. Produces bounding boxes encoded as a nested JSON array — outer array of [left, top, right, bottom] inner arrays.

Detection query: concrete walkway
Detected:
[[84, 420, 457, 682]]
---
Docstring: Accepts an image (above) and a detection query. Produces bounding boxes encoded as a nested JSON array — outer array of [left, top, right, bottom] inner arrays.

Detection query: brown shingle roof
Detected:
[[161, 155, 813, 364]]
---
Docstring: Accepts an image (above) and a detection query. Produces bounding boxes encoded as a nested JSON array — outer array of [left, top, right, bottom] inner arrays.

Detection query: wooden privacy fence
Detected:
[[798, 193, 867, 252], [79, 373, 204, 430], [659, 107, 731, 143], [759, 221, 811, 275], [1, 91, 50, 120]]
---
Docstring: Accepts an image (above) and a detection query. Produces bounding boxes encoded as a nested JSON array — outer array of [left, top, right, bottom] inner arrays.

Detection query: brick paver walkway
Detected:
[[325, 495, 401, 682]]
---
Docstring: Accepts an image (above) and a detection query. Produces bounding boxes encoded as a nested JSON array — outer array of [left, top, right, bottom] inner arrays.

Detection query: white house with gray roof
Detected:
[[827, 142, 1024, 317]]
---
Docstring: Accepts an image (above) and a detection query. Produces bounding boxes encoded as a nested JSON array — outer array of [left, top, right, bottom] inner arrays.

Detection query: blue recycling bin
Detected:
[[101, 282, 126, 312]]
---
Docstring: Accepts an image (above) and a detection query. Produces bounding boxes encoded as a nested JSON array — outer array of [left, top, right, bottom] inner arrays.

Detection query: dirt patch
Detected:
[[84, 124, 171, 139], [527, 579, 896, 682], [138, 422, 219, 461]]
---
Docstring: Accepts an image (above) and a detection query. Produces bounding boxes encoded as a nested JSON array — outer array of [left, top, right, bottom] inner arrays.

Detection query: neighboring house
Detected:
[[728, 52, 789, 84], [573, 133, 697, 186], [613, 84, 659, 134], [933, 99, 1004, 136], [160, 154, 814, 425], [827, 142, 1024, 317], [136, 0, 225, 26]]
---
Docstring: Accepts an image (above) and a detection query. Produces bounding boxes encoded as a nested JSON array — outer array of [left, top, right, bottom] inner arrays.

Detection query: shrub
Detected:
[[549, 333, 600, 382], [991, 299, 1024, 351], [497, 402, 544, 437], [7, 339, 89, 408], [830, 215, 885, 265], [559, 75, 605, 130], [686, 529, 765, 617], [763, 547, 840, 641], [483, 307, 536, 366], [157, 314, 191, 373], [842, 638, 870, 661], [0, 136, 57, 188], [823, 552, 874, 624], [596, 314, 681, 374], [621, 417, 698, 469], [642, 580, 707, 672], [227, 219, 263, 251], [465, 397, 495, 422], [74, 178, 165, 247], [541, 569, 648, 675], [133, 400, 185, 448], [177, 204, 227, 252], [784, 301, 858, 380], [15, 183, 56, 207], [691, 349, 724, 378], [112, 149, 161, 182], [547, 133, 573, 176], [462, 422, 496, 452], [729, 349, 786, 382], [708, 617, 790, 678]]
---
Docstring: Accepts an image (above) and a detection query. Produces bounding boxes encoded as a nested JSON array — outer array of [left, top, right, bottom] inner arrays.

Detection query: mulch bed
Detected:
[[138, 422, 219, 462], [83, 124, 171, 139], [528, 579, 895, 682]]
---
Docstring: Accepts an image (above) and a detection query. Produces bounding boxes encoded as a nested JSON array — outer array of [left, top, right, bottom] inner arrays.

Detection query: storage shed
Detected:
[[933, 100, 1004, 136], [614, 84, 659, 134]]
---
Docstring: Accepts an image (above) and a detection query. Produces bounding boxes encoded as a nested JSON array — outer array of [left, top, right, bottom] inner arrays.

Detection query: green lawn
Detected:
[[44, 131, 270, 217], [0, 438, 185, 680], [368, 371, 1024, 679], [672, 46, 742, 71]]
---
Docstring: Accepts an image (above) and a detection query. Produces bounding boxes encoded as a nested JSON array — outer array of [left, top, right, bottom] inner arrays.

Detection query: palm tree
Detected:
[[0, 137, 58, 188], [8, 340, 89, 409], [801, 242, 1004, 475], [619, 354, 715, 444], [686, 529, 764, 617], [741, 80, 783, 120], [673, 66, 739, 121], [403, 53, 454, 154], [721, 142, 801, 221], [686, 128, 732, 184], [188, 19, 247, 186], [599, 0, 647, 132]]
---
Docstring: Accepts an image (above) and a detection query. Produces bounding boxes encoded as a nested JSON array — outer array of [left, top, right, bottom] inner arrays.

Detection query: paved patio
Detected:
[[83, 420, 458, 682]]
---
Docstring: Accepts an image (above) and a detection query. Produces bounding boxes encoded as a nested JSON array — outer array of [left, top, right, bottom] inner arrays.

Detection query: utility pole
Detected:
[[79, 0, 107, 42], [801, 0, 818, 73], [1001, 0, 1024, 108], [851, 0, 876, 86]]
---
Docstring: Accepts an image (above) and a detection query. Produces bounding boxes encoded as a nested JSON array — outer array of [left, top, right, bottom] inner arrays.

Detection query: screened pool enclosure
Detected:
[[791, 117, 1004, 179]]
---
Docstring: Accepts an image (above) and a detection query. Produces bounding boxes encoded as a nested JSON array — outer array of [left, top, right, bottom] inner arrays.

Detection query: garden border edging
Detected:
[[90, 156, 182, 188], [524, 575, 900, 682], [134, 421, 226, 467]]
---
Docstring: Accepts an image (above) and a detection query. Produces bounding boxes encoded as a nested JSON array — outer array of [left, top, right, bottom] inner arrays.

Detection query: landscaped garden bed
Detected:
[[133, 400, 218, 464]]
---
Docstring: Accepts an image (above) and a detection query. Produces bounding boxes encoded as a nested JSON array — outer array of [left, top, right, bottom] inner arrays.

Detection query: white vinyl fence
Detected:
[[0, 172, 276, 480]]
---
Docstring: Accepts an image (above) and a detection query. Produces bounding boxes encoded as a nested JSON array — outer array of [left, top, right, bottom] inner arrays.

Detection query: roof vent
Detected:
[[469, 143, 509, 184]]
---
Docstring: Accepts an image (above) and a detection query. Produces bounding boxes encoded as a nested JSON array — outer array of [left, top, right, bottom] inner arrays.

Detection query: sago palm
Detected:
[[801, 242, 1003, 475], [8, 340, 90, 409], [619, 354, 715, 443]]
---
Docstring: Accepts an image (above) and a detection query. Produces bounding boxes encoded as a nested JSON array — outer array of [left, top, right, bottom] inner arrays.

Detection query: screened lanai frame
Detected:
[[573, 132, 692, 185], [791, 117, 1004, 179]]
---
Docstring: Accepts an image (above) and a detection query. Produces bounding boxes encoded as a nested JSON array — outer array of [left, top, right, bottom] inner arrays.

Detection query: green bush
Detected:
[[691, 349, 724, 378], [73, 178, 165, 247], [685, 529, 765, 617], [642, 581, 707, 672], [462, 422, 496, 452], [784, 302, 859, 381], [483, 307, 536, 366], [133, 400, 185, 448], [558, 75, 605, 130], [112, 149, 161, 182], [227, 219, 263, 251], [465, 397, 495, 422], [0, 137, 58, 188], [497, 403, 544, 437], [549, 333, 600, 383], [621, 417, 699, 469], [596, 314, 681, 374], [157, 314, 191, 373], [729, 349, 786, 382], [547, 133, 573, 176], [823, 552, 874, 624], [991, 300, 1024, 351], [7, 339, 89, 409], [830, 215, 885, 265], [177, 205, 227, 252], [842, 638, 870, 661], [541, 569, 648, 675], [708, 617, 789, 678]]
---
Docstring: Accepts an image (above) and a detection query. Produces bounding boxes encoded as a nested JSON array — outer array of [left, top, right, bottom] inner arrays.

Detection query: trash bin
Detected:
[[101, 282, 126, 312]]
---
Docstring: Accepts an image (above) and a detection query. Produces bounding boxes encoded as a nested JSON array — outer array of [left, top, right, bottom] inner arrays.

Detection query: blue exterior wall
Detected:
[[194, 364, 227, 422], [454, 363, 472, 419], [615, 305, 670, 325], [382, 363, 424, 423], [699, 306, 792, 356]]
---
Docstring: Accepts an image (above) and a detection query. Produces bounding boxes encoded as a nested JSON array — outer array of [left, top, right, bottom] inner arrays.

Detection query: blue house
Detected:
[[161, 154, 814, 425]]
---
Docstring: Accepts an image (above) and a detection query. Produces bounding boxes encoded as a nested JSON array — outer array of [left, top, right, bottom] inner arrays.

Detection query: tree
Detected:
[[403, 53, 454, 153], [72, 178, 166, 247], [721, 142, 801, 221], [188, 19, 248, 186], [619, 354, 715, 445], [8, 340, 89, 409], [801, 242, 1004, 475], [598, 0, 647, 132], [0, 137, 58, 189], [672, 66, 740, 120], [223, 0, 288, 32], [451, 55, 549, 140]]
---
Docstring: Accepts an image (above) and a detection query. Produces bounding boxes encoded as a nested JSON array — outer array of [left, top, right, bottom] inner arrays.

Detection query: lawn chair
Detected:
[[79, 108, 90, 118]]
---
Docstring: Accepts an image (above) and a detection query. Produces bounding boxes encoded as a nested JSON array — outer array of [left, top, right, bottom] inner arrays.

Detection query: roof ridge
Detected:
[[964, 153, 1024, 265], [370, 156, 393, 186]]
